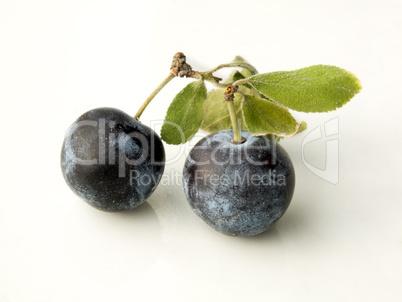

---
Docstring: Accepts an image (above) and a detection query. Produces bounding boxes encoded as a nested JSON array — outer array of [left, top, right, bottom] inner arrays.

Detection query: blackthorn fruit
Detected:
[[61, 107, 165, 211], [183, 130, 295, 236]]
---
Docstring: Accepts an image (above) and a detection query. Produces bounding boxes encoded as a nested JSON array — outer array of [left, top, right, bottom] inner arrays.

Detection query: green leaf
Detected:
[[242, 95, 305, 137], [230, 56, 258, 76], [224, 70, 246, 84], [232, 56, 247, 64], [219, 56, 257, 84], [296, 121, 307, 134], [161, 80, 207, 144], [223, 56, 257, 85], [247, 65, 362, 112], [200, 88, 247, 133]]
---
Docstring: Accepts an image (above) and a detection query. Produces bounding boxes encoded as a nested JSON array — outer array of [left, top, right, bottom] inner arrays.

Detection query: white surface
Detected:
[[1, 0, 402, 301]]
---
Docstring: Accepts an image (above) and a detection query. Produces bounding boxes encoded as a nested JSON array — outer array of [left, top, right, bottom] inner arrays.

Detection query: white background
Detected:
[[1, 0, 402, 301]]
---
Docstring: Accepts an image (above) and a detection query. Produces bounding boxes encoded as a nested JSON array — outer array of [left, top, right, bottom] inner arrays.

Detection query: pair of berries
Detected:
[[61, 107, 294, 236], [61, 52, 361, 236]]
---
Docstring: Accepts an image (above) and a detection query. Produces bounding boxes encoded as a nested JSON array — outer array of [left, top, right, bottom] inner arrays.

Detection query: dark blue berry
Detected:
[[182, 130, 295, 236], [61, 107, 165, 211]]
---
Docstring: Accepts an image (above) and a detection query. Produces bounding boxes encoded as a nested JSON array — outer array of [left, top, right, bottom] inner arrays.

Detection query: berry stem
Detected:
[[134, 73, 175, 120], [227, 99, 243, 144], [224, 85, 245, 144]]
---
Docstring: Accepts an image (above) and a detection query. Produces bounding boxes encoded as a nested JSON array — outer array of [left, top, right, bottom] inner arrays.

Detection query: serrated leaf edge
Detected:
[[245, 65, 362, 113]]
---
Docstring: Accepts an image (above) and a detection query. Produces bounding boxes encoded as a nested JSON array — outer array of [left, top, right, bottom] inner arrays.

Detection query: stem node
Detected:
[[170, 52, 194, 78], [224, 85, 238, 101]]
